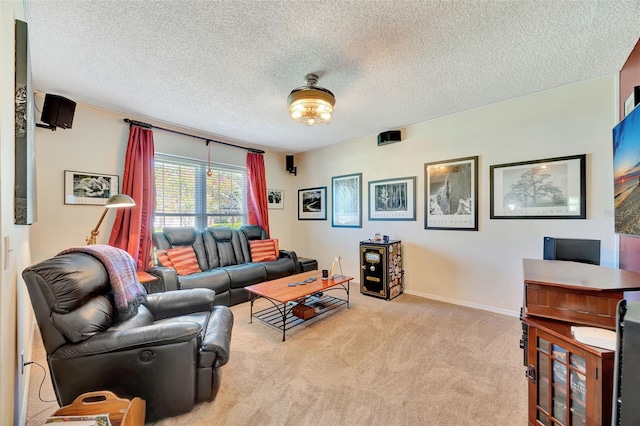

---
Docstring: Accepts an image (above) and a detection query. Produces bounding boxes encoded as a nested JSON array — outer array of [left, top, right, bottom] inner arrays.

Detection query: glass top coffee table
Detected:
[[245, 270, 353, 341]]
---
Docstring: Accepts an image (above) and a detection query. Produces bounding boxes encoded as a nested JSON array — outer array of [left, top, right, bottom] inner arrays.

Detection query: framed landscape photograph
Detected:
[[425, 156, 478, 230], [614, 106, 640, 235], [490, 154, 586, 219], [298, 186, 327, 220], [332, 173, 362, 227], [267, 189, 284, 209], [64, 170, 119, 205], [368, 176, 416, 221]]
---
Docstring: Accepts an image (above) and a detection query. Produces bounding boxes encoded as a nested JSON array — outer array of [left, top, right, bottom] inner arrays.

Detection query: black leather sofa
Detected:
[[148, 225, 301, 306], [23, 252, 233, 421]]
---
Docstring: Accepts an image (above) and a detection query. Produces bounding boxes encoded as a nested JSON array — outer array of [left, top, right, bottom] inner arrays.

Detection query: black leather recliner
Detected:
[[22, 251, 234, 420]]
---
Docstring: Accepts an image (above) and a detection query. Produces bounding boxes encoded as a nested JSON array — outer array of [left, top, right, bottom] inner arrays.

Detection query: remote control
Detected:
[[288, 283, 297, 287]]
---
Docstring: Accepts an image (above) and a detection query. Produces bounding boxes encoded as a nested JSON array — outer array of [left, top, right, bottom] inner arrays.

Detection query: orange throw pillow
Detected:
[[166, 246, 202, 276], [250, 239, 278, 262], [156, 249, 174, 268]]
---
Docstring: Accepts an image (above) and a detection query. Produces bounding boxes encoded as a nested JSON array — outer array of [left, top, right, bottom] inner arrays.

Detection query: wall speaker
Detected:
[[377, 130, 401, 146], [41, 94, 76, 129], [286, 155, 297, 176]]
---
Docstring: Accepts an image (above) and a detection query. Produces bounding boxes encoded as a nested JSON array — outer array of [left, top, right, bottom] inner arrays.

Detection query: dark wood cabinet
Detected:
[[525, 317, 614, 426], [521, 259, 640, 426]]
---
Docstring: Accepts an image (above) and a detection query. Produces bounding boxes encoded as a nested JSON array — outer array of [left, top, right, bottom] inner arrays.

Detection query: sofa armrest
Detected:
[[147, 266, 179, 291], [145, 289, 216, 320], [279, 250, 300, 273], [52, 322, 202, 359], [201, 306, 234, 368]]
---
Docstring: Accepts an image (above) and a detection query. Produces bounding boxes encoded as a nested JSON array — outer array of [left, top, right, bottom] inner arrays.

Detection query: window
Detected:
[[154, 154, 247, 231]]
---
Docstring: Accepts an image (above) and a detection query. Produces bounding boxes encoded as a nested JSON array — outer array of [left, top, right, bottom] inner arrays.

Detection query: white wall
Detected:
[[293, 76, 618, 316], [30, 98, 295, 262], [1, 2, 36, 424]]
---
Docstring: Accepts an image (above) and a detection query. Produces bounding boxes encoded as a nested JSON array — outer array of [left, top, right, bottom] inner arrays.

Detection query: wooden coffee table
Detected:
[[246, 270, 353, 341]]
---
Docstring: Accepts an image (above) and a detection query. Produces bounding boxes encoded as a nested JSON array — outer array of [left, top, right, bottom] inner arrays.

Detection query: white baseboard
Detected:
[[403, 289, 520, 318]]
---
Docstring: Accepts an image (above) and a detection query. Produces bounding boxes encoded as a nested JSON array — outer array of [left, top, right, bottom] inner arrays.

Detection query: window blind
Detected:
[[154, 154, 247, 231]]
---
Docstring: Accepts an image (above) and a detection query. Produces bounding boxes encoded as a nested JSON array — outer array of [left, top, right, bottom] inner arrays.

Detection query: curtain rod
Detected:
[[123, 118, 265, 154]]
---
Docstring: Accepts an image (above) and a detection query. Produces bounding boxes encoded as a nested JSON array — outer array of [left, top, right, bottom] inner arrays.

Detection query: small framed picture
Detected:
[[64, 170, 119, 205], [298, 187, 327, 220], [489, 154, 586, 219], [368, 176, 416, 221], [267, 189, 284, 209], [424, 156, 478, 230], [332, 173, 362, 228]]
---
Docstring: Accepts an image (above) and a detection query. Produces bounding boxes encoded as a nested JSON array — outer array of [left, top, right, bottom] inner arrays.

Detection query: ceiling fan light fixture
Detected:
[[288, 73, 335, 125]]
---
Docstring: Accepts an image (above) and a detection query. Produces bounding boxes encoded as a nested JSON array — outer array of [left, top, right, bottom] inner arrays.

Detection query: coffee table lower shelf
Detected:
[[251, 294, 348, 341]]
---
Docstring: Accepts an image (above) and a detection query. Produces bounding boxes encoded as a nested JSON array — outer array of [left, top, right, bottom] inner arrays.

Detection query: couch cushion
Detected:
[[262, 257, 297, 281], [178, 268, 230, 295], [108, 305, 154, 331], [30, 253, 110, 313], [249, 239, 278, 262], [164, 227, 197, 246], [52, 295, 114, 342], [167, 246, 202, 276], [225, 263, 267, 289], [206, 227, 246, 266], [156, 250, 174, 268], [162, 227, 210, 271]]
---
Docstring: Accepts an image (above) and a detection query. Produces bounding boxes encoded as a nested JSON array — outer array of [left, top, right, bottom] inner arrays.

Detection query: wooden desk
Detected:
[[523, 259, 640, 329]]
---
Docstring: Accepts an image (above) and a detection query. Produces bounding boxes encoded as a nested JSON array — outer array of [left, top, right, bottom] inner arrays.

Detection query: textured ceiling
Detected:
[[25, 1, 640, 154]]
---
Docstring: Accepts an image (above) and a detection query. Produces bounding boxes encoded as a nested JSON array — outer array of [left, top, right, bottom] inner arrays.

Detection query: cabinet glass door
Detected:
[[552, 344, 568, 424], [537, 337, 551, 425], [569, 354, 587, 425], [533, 330, 591, 426]]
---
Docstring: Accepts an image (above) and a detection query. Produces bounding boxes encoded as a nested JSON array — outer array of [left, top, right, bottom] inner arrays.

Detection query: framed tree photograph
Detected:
[[267, 189, 284, 209], [368, 176, 416, 221], [298, 186, 327, 220], [424, 156, 478, 230], [490, 154, 586, 219], [64, 170, 119, 205], [332, 173, 362, 227]]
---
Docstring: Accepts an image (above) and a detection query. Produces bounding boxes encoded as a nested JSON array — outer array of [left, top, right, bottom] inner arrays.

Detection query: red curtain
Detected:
[[246, 152, 270, 236], [109, 125, 156, 271]]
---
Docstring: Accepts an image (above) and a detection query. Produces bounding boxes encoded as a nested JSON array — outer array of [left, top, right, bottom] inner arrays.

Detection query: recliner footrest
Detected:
[[298, 257, 318, 272]]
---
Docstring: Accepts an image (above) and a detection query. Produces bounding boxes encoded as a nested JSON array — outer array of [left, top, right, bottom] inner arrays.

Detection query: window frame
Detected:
[[154, 153, 248, 231]]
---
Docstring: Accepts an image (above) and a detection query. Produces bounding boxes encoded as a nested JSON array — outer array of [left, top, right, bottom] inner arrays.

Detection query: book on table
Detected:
[[45, 413, 111, 426]]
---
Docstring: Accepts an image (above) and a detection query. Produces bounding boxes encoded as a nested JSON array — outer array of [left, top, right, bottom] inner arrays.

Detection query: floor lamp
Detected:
[[86, 194, 136, 245]]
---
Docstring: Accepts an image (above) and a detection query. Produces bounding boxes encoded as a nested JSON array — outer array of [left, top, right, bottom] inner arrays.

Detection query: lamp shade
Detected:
[[105, 194, 136, 208], [288, 73, 335, 125], [86, 194, 135, 245]]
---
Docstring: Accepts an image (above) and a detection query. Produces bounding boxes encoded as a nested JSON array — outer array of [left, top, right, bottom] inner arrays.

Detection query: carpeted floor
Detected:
[[26, 288, 527, 425]]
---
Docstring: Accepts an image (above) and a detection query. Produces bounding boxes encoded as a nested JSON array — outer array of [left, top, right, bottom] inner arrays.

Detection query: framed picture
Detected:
[[15, 20, 36, 225], [624, 86, 640, 117], [368, 176, 416, 221], [490, 154, 586, 219], [614, 106, 640, 235], [298, 186, 327, 220], [425, 156, 478, 230], [267, 189, 284, 209], [332, 173, 362, 227], [64, 171, 119, 205]]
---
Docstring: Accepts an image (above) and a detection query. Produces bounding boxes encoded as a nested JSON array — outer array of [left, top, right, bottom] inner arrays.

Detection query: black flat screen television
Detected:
[[543, 236, 601, 265]]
